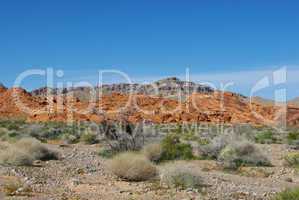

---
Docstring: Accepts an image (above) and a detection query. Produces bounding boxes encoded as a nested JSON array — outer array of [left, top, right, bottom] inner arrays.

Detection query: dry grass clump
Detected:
[[0, 147, 34, 166], [218, 140, 271, 169], [108, 152, 157, 181], [0, 137, 58, 166], [3, 179, 32, 196], [160, 163, 203, 189], [142, 143, 163, 163], [15, 138, 58, 161]]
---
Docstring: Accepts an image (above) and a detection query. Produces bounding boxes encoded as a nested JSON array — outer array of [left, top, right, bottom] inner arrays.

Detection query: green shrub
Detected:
[[160, 134, 195, 161], [284, 153, 299, 168], [80, 131, 98, 144], [255, 131, 277, 144], [0, 119, 26, 131], [61, 133, 80, 144], [108, 152, 157, 181], [142, 143, 163, 163], [287, 132, 299, 146], [0, 127, 22, 142], [273, 187, 299, 200], [160, 163, 203, 189], [98, 148, 115, 158]]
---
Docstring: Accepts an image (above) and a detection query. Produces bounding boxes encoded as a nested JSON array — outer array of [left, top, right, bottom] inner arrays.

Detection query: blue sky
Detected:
[[0, 0, 298, 99]]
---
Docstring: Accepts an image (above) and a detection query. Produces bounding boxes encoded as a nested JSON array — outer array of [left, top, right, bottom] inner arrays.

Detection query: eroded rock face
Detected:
[[31, 77, 214, 101], [0, 83, 7, 94], [0, 78, 298, 126]]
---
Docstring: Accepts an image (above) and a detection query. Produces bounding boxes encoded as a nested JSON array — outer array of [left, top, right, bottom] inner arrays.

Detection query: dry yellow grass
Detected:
[[108, 152, 157, 181], [142, 143, 163, 162]]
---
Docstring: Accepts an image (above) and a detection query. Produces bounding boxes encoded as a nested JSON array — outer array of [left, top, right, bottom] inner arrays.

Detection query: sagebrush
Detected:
[[108, 152, 157, 181], [160, 163, 203, 189]]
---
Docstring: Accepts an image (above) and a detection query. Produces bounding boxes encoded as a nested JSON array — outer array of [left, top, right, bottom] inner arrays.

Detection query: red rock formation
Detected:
[[0, 87, 298, 127]]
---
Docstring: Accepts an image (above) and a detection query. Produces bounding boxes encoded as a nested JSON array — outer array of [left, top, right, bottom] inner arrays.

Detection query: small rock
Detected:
[[284, 177, 293, 182]]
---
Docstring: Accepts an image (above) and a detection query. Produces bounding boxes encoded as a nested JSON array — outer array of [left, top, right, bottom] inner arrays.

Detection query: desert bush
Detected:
[[200, 134, 230, 159], [287, 132, 299, 149], [15, 138, 59, 161], [199, 134, 270, 169], [142, 143, 163, 163], [0, 146, 34, 166], [287, 132, 299, 143], [61, 133, 80, 144], [218, 140, 271, 169], [27, 121, 85, 141], [0, 138, 58, 166], [3, 179, 32, 196], [273, 187, 299, 200], [0, 127, 9, 137], [80, 131, 98, 144], [0, 127, 23, 142], [254, 131, 277, 144], [100, 122, 145, 152], [3, 180, 21, 196], [98, 148, 115, 158], [23, 123, 45, 137], [160, 134, 195, 161], [0, 142, 9, 150], [160, 163, 203, 189], [284, 152, 299, 168], [108, 152, 157, 181], [0, 119, 26, 131]]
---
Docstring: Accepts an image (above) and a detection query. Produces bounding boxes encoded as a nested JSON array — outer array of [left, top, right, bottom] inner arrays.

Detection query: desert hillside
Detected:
[[0, 78, 298, 127]]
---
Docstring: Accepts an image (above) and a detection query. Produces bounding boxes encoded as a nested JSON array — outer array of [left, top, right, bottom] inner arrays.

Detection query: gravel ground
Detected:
[[0, 142, 298, 200]]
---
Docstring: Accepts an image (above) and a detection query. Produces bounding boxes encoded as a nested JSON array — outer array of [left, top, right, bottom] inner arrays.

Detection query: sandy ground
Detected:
[[0, 142, 298, 200]]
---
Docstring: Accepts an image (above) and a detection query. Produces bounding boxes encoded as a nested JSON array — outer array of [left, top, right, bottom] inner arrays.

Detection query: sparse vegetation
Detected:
[[80, 131, 98, 144], [200, 134, 230, 159], [284, 152, 299, 168], [0, 146, 34, 166], [254, 131, 277, 144], [108, 152, 157, 181], [273, 187, 299, 200], [142, 143, 163, 163], [218, 140, 271, 169], [200, 134, 271, 169], [0, 138, 58, 166], [15, 138, 59, 161], [160, 163, 203, 189], [100, 122, 146, 152], [0, 120, 298, 199], [160, 133, 195, 161], [98, 148, 115, 158], [287, 132, 299, 149], [3, 179, 32, 196], [287, 132, 299, 143], [61, 133, 80, 144]]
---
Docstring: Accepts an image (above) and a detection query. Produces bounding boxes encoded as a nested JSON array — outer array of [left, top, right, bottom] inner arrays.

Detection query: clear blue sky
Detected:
[[0, 0, 298, 99]]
